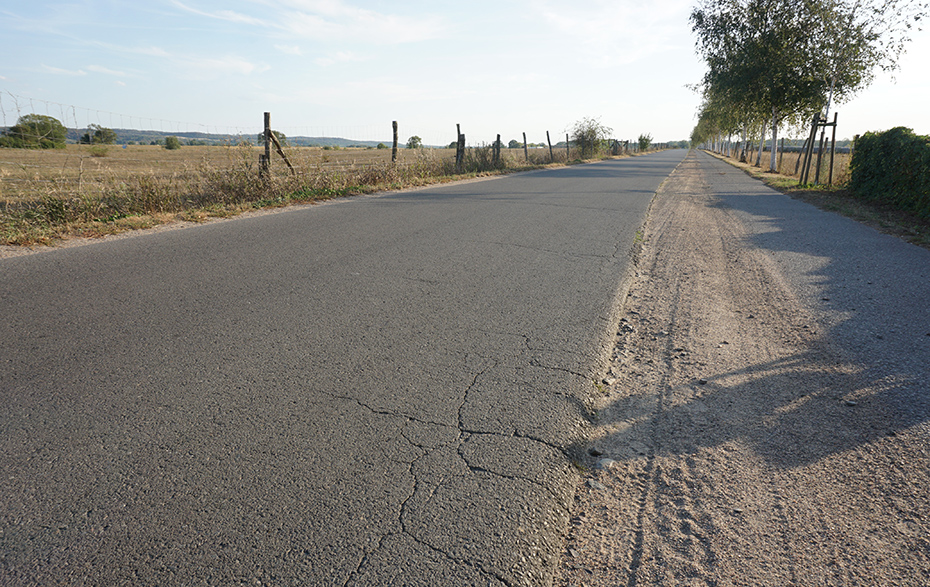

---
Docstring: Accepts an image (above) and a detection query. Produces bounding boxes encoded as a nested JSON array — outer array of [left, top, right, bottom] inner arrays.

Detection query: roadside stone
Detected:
[[586, 479, 607, 491], [595, 458, 616, 470]]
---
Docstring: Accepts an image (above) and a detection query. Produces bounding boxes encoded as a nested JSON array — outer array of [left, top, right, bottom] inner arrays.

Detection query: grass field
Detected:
[[0, 143, 570, 245]]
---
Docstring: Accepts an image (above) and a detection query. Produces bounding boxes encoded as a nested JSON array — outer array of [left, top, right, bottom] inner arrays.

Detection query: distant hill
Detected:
[[55, 128, 389, 148]]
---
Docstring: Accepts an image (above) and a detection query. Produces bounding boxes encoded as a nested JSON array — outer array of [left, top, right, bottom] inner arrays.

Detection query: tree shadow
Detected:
[[572, 151, 930, 470]]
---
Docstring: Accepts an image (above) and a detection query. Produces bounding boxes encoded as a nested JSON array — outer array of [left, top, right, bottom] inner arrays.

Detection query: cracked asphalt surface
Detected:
[[0, 150, 686, 586]]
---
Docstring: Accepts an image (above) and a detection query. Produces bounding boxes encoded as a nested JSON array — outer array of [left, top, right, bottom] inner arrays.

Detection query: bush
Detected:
[[1, 114, 67, 149], [165, 136, 182, 150], [570, 117, 613, 159], [849, 127, 930, 218]]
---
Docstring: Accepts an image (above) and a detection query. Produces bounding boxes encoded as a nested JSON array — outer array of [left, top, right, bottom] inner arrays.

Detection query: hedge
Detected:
[[849, 127, 930, 218]]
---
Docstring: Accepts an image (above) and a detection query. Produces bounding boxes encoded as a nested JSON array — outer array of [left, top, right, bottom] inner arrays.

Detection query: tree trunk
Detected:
[[755, 123, 765, 167], [769, 108, 779, 173], [740, 124, 748, 162]]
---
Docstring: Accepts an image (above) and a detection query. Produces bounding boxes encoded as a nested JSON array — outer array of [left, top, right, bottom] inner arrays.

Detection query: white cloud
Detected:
[[88, 65, 126, 76], [169, 0, 271, 27], [275, 44, 303, 56], [180, 55, 269, 77], [281, 8, 446, 44], [536, 0, 693, 66], [41, 64, 87, 76], [115, 81, 126, 86], [313, 51, 364, 67]]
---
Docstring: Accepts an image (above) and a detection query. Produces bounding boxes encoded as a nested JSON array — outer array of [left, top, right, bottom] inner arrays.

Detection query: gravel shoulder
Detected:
[[559, 150, 930, 586]]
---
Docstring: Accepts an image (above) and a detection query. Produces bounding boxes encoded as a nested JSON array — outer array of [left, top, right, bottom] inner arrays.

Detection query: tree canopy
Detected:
[[257, 130, 288, 147], [80, 124, 118, 145], [690, 0, 927, 169], [0, 114, 68, 149]]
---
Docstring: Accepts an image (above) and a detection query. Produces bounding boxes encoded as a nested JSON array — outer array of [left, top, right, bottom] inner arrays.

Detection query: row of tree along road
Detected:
[[689, 0, 928, 173]]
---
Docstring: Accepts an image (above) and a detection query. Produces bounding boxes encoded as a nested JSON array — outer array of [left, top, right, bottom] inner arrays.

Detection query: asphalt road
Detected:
[[0, 150, 686, 586]]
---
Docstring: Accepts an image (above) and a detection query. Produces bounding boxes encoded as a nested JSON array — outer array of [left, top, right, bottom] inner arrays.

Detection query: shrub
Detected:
[[165, 136, 182, 150], [849, 127, 930, 218], [1, 114, 67, 149], [570, 117, 613, 159]]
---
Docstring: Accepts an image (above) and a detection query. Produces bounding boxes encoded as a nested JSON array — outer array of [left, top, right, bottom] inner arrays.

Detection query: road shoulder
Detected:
[[558, 150, 930, 586]]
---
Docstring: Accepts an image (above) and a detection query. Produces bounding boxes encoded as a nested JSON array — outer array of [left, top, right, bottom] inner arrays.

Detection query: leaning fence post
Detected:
[[547, 131, 553, 163], [523, 132, 528, 162], [392, 121, 398, 164]]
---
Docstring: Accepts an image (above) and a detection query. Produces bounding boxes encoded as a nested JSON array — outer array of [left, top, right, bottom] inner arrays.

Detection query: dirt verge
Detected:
[[558, 152, 930, 586]]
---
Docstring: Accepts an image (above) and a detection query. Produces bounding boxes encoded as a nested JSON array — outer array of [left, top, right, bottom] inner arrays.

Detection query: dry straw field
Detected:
[[0, 143, 561, 245]]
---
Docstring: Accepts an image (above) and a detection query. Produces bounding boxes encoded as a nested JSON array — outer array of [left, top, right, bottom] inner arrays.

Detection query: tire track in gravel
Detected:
[[559, 151, 930, 586]]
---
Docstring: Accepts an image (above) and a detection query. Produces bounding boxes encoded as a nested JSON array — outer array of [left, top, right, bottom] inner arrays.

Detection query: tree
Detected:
[[0, 114, 67, 149], [80, 124, 118, 145], [406, 135, 422, 149], [164, 136, 182, 150], [638, 133, 653, 152], [257, 130, 288, 147], [691, 0, 928, 172], [508, 139, 522, 149], [812, 0, 929, 119], [376, 143, 388, 149], [570, 117, 613, 159]]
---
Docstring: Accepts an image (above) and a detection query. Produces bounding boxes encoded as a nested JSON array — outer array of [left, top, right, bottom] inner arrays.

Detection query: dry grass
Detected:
[[0, 143, 576, 246]]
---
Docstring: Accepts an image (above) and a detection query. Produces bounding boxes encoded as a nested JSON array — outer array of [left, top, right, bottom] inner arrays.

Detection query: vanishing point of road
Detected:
[[0, 150, 686, 585]]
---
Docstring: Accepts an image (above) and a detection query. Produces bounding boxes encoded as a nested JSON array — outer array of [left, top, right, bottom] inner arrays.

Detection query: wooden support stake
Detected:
[[269, 132, 295, 174], [566, 133, 570, 160], [523, 132, 528, 162], [546, 131, 553, 163], [815, 124, 827, 185], [392, 121, 398, 164]]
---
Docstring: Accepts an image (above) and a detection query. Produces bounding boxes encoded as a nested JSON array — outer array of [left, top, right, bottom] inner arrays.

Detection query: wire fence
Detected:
[[0, 91, 582, 202]]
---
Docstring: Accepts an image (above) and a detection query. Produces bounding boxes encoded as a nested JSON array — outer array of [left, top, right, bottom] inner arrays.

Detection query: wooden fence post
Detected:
[[828, 112, 838, 186], [261, 111, 271, 177], [392, 121, 398, 164], [547, 131, 553, 163], [523, 132, 528, 162], [494, 134, 501, 166], [566, 133, 570, 160], [455, 124, 465, 173]]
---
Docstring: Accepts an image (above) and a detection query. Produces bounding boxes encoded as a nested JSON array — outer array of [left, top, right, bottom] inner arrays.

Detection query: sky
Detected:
[[1, 1, 929, 146]]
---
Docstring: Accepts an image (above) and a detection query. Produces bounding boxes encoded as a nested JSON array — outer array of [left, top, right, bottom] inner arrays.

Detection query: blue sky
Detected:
[[1, 1, 928, 145]]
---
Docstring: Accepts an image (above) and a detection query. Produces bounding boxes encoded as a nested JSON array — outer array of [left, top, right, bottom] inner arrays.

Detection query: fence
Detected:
[[1, 91, 658, 205]]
